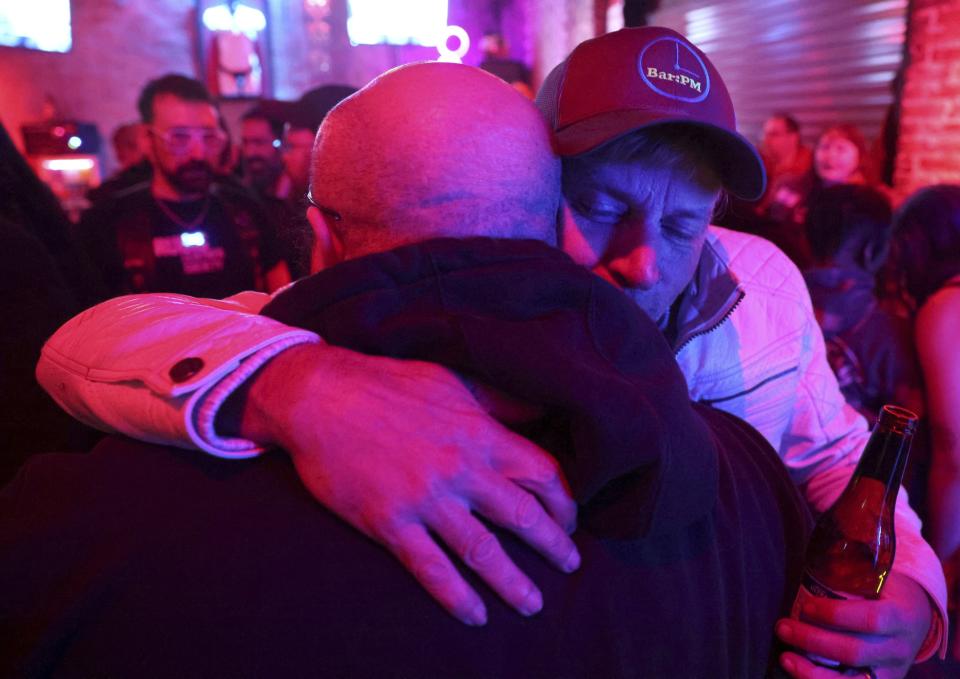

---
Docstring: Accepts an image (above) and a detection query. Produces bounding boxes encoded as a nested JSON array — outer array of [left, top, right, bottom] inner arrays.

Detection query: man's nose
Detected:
[[607, 243, 660, 290], [186, 138, 207, 161]]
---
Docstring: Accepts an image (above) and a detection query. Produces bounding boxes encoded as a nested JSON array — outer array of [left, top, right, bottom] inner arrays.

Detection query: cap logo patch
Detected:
[[637, 37, 710, 103]]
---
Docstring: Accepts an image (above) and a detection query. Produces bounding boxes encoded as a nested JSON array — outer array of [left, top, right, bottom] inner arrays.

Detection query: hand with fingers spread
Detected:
[[233, 342, 581, 625], [775, 572, 934, 679]]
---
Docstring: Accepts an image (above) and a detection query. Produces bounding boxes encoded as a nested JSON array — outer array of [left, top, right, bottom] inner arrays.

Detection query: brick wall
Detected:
[[895, 0, 960, 197]]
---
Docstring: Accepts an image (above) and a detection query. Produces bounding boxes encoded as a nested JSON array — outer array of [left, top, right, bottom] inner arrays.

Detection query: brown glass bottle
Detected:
[[791, 404, 918, 667]]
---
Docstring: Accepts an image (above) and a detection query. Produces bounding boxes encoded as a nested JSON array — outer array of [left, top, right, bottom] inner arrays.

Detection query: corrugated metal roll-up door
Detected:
[[649, 0, 908, 151]]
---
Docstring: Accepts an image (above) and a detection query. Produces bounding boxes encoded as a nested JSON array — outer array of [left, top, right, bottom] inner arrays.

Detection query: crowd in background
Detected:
[[0, 73, 359, 480], [2, 54, 960, 670]]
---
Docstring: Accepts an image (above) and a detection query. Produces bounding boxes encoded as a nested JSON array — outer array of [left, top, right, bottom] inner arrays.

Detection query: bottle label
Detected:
[[792, 571, 862, 668], [794, 571, 850, 607]]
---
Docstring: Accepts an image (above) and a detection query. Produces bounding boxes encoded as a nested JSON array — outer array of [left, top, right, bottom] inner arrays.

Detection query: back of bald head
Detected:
[[310, 62, 560, 259]]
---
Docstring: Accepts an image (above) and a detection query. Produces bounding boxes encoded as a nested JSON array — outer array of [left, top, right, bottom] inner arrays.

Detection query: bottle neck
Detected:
[[849, 406, 916, 503]]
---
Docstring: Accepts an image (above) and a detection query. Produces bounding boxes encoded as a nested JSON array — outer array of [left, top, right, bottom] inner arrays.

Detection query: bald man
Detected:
[[6, 63, 810, 677]]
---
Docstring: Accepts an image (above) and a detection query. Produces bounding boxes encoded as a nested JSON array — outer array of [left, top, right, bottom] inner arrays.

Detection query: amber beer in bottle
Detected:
[[792, 404, 918, 666]]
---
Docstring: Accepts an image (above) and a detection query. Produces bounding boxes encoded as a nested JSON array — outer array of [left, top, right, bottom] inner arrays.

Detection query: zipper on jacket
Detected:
[[673, 289, 746, 355]]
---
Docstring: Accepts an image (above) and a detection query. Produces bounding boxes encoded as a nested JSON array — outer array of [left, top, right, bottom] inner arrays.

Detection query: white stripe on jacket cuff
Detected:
[[186, 334, 321, 458]]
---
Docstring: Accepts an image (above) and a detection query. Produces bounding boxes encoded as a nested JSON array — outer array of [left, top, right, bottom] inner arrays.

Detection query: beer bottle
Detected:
[[791, 404, 918, 667]]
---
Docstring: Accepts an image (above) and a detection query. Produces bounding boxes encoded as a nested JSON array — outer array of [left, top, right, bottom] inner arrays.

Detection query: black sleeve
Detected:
[[0, 218, 99, 483], [73, 203, 125, 298], [217, 184, 285, 273], [247, 198, 284, 272], [871, 313, 922, 403]]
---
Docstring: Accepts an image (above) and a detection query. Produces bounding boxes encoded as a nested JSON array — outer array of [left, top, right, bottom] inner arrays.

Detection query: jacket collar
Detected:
[[670, 231, 744, 352]]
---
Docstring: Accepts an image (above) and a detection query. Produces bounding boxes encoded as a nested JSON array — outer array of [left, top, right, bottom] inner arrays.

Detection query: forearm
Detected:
[[213, 342, 333, 445], [895, 494, 950, 661], [222, 342, 412, 450], [927, 442, 960, 560]]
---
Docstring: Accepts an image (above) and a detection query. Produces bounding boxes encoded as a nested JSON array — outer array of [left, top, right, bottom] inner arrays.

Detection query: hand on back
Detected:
[[239, 343, 581, 625]]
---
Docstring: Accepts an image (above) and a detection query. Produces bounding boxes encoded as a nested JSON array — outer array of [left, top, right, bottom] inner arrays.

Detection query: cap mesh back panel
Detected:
[[535, 61, 568, 130]]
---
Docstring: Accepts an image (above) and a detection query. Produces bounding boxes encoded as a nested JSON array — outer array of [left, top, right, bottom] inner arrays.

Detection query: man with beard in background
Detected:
[[238, 105, 285, 198], [76, 74, 289, 299]]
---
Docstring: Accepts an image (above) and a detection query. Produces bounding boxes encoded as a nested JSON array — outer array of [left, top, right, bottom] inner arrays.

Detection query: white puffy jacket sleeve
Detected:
[[769, 245, 948, 661], [680, 228, 947, 660], [36, 292, 320, 458]]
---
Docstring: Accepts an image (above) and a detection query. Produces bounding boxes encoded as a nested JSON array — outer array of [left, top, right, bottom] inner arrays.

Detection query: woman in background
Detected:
[[894, 184, 960, 660], [761, 123, 873, 269]]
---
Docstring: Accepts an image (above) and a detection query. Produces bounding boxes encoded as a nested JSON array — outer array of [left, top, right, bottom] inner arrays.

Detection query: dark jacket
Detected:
[[1, 238, 810, 679], [803, 266, 920, 425]]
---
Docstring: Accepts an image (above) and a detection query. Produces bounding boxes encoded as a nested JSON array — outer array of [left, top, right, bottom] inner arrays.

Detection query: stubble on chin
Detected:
[[167, 163, 214, 195]]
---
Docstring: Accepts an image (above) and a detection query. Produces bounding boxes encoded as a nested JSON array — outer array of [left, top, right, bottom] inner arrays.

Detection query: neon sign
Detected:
[[346, 0, 447, 46], [436, 25, 469, 63], [42, 158, 95, 171], [0, 0, 72, 53]]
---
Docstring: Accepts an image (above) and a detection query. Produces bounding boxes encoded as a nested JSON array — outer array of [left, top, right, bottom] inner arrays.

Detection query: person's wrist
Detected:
[[230, 343, 352, 448], [215, 343, 320, 444], [214, 372, 260, 441]]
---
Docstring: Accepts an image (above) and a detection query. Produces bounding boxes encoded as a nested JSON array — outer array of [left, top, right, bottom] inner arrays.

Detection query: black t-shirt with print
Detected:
[[76, 181, 282, 300]]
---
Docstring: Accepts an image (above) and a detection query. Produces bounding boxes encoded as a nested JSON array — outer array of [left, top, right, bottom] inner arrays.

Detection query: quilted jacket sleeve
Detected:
[[744, 233, 948, 661], [693, 228, 947, 660], [36, 292, 320, 458]]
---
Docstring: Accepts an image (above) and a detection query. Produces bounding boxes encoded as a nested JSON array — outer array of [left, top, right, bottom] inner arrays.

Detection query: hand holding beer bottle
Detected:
[[776, 405, 934, 679]]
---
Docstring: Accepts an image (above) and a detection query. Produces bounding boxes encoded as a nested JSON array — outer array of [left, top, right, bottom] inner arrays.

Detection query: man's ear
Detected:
[[306, 205, 344, 272], [557, 199, 597, 267]]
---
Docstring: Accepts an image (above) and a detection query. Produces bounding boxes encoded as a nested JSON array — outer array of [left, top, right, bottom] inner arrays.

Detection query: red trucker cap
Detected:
[[536, 27, 766, 201]]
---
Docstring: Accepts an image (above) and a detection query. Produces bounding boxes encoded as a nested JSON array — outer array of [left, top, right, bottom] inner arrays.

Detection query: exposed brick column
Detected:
[[895, 0, 960, 197]]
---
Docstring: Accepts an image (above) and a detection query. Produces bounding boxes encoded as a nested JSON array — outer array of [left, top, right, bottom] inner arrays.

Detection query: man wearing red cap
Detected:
[[534, 28, 946, 678], [37, 28, 946, 678]]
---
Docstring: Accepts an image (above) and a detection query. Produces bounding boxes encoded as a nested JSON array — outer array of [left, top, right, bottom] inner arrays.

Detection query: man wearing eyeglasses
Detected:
[[75, 74, 290, 299]]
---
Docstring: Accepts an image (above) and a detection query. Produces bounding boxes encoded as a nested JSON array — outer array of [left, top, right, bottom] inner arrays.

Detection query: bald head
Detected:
[[310, 62, 560, 259]]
